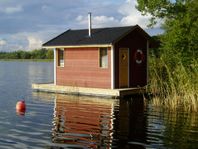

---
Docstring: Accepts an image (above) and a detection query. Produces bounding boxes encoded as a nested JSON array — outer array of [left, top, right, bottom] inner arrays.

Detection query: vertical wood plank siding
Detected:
[[56, 47, 111, 88], [114, 28, 148, 88]]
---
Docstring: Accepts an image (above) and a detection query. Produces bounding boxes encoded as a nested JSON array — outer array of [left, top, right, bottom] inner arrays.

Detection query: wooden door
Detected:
[[119, 48, 129, 88]]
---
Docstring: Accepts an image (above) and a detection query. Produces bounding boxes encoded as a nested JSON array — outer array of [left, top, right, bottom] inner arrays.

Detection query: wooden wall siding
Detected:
[[114, 28, 148, 88], [56, 47, 111, 88]]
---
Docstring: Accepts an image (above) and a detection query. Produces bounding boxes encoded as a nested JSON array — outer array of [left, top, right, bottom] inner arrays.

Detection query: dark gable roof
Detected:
[[43, 25, 150, 47]]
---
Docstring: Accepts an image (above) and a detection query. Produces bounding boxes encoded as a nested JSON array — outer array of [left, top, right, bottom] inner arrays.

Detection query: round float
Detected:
[[16, 100, 26, 115], [134, 49, 144, 64]]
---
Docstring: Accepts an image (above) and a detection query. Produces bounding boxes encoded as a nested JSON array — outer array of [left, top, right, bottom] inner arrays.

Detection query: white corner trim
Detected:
[[111, 45, 115, 89], [54, 48, 56, 85]]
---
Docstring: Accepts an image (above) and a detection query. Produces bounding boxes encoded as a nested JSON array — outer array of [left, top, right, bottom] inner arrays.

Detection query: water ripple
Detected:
[[1, 60, 198, 149]]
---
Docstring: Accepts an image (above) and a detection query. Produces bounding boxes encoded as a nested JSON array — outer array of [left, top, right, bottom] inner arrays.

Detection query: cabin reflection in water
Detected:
[[115, 97, 147, 149], [52, 95, 147, 148], [52, 95, 118, 148]]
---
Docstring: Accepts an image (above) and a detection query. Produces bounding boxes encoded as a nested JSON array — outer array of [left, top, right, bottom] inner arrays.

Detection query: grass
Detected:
[[148, 55, 198, 112]]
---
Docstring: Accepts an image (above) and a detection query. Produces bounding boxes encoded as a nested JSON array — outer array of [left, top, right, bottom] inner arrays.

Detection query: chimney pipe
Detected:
[[88, 12, 92, 37]]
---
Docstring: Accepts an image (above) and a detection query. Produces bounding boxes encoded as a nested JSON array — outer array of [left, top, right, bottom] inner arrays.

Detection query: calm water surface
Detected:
[[0, 61, 198, 149]]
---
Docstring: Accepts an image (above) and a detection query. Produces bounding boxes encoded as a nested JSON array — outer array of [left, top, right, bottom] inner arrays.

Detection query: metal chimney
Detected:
[[88, 12, 92, 37]]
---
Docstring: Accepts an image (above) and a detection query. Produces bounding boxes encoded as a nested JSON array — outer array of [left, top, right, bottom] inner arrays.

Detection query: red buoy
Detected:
[[16, 100, 26, 115]]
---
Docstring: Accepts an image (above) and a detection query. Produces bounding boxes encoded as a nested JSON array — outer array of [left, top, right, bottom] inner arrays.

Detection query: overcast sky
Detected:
[[0, 0, 163, 52]]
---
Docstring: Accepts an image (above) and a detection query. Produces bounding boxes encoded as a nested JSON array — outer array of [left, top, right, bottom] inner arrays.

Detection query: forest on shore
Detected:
[[0, 49, 53, 60]]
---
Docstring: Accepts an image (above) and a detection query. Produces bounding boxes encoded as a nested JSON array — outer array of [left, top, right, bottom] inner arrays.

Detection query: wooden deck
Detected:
[[32, 83, 146, 98]]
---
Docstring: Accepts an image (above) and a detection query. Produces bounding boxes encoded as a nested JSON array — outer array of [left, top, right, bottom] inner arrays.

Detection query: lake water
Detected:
[[0, 61, 198, 149]]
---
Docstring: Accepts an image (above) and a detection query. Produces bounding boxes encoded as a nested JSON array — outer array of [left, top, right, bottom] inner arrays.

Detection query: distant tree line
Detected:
[[0, 49, 54, 59]]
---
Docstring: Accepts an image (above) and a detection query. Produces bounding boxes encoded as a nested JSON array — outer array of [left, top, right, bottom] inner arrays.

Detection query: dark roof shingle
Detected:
[[43, 25, 149, 47]]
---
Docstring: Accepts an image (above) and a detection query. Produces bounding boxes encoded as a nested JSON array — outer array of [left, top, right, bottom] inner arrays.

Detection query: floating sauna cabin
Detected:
[[43, 25, 150, 90], [33, 15, 150, 98]]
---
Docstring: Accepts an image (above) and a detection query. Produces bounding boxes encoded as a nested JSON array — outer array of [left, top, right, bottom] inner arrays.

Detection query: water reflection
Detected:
[[113, 96, 147, 149], [52, 95, 147, 148], [27, 61, 53, 84], [52, 95, 118, 148], [150, 108, 198, 149]]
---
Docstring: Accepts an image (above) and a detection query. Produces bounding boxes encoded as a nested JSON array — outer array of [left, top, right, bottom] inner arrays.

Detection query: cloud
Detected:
[[75, 0, 152, 29], [76, 15, 84, 23], [2, 5, 23, 14], [0, 26, 67, 52], [16, 32, 44, 51], [27, 36, 42, 50], [0, 0, 163, 52], [93, 16, 120, 28], [1, 32, 43, 51], [118, 0, 151, 28], [0, 39, 7, 46], [76, 15, 120, 28]]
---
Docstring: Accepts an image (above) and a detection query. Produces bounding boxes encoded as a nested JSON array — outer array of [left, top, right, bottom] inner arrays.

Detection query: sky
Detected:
[[0, 0, 163, 52]]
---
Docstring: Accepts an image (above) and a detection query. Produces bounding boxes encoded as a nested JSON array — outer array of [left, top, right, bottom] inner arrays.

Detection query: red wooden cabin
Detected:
[[43, 25, 150, 89]]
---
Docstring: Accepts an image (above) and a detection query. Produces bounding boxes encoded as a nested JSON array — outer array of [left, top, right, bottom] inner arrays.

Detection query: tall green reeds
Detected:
[[149, 55, 198, 112]]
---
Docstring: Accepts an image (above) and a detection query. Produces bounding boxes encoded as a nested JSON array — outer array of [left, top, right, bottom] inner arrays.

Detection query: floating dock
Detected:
[[32, 83, 146, 98]]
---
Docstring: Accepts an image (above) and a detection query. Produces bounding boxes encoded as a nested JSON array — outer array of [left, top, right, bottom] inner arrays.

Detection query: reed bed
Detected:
[[148, 56, 198, 112]]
